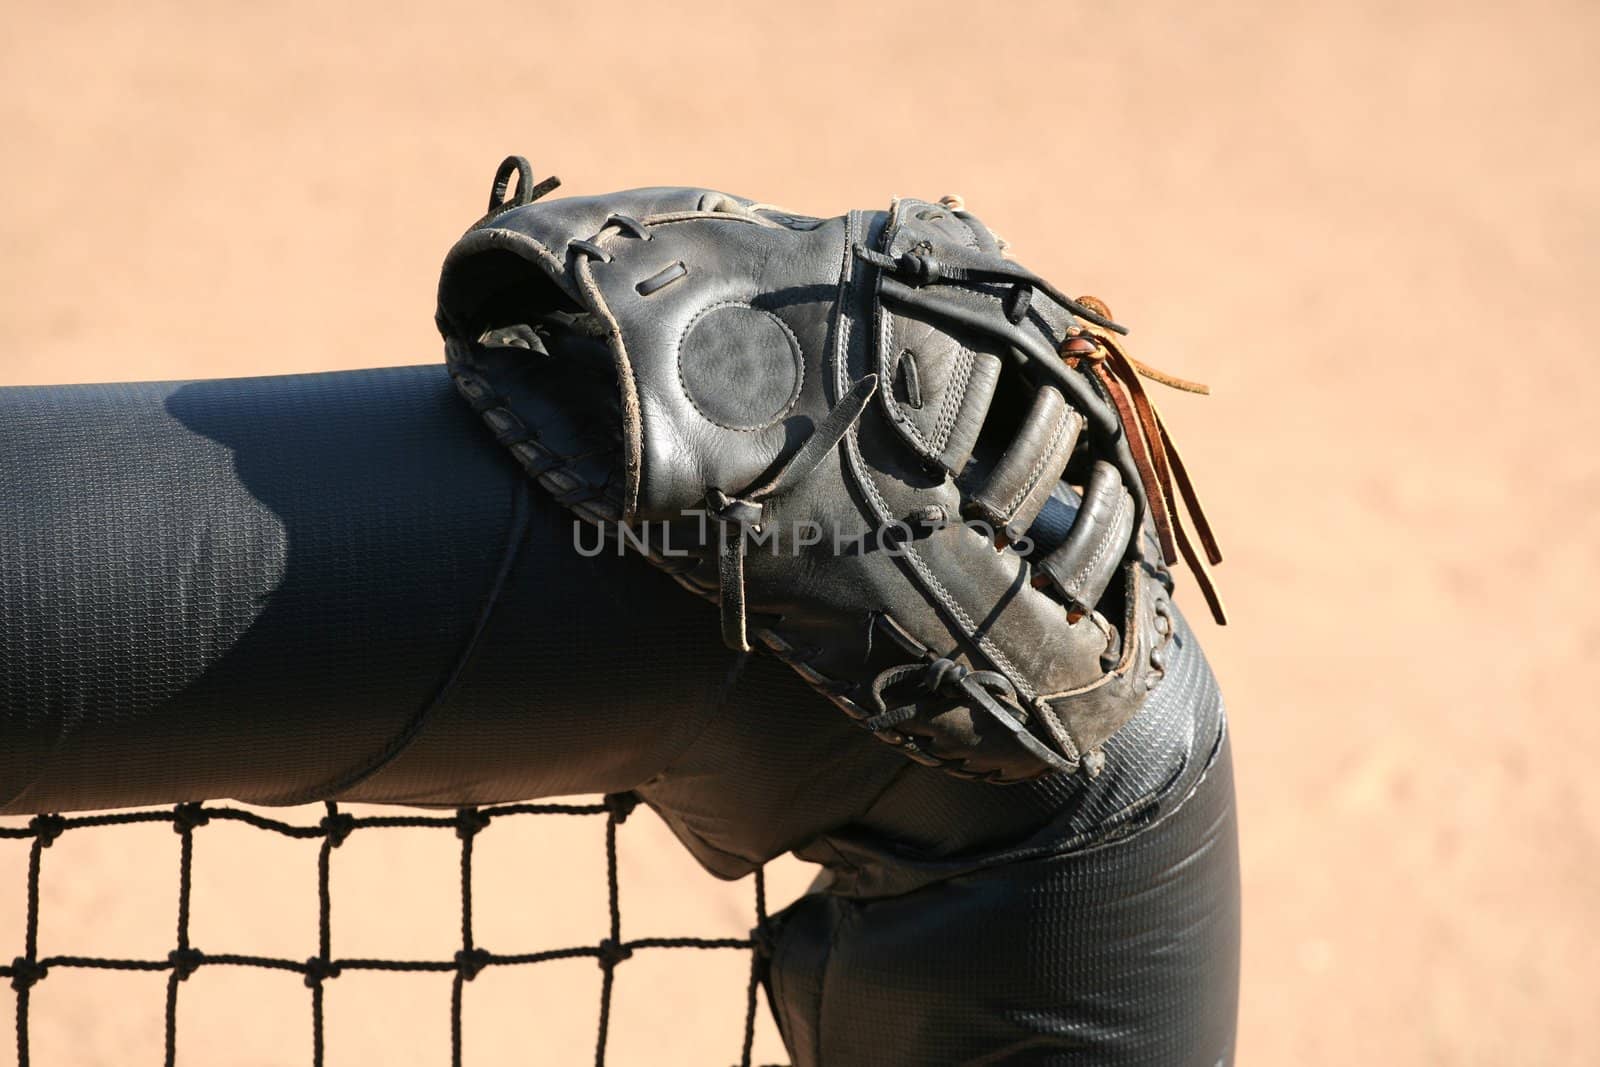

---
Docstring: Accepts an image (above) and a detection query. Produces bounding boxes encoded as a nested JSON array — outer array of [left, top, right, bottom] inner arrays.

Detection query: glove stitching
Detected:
[[929, 342, 975, 455], [1070, 491, 1129, 592], [639, 210, 785, 231], [877, 210, 973, 463], [879, 315, 932, 452]]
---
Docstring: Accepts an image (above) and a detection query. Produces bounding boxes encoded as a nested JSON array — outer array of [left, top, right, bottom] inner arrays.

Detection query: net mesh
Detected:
[[0, 794, 785, 1067]]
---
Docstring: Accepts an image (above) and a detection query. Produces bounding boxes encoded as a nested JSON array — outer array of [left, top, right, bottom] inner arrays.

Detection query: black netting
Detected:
[[0, 795, 784, 1067]]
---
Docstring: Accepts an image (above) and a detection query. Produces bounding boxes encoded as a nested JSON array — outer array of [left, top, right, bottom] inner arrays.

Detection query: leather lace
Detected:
[[1066, 301, 1227, 625], [709, 373, 880, 651], [866, 658, 1023, 733]]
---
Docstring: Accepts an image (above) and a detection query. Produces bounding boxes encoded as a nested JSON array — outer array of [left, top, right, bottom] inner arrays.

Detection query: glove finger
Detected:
[[1036, 460, 1137, 615], [885, 326, 1002, 476], [966, 385, 1084, 542]]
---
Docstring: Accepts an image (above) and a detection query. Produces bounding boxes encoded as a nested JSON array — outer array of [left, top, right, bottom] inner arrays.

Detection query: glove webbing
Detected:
[[856, 244, 1226, 626]]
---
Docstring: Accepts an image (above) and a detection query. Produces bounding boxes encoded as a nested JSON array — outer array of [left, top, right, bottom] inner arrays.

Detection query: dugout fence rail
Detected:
[[0, 365, 1241, 1065]]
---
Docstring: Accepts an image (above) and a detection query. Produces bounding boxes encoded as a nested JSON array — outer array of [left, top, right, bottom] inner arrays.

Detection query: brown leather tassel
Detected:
[[1064, 298, 1228, 625]]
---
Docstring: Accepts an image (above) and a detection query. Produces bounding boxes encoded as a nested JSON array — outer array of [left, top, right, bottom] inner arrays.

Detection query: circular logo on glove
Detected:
[[677, 302, 804, 431]]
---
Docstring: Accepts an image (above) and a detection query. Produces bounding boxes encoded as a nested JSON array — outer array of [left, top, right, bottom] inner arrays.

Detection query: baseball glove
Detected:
[[437, 156, 1224, 782]]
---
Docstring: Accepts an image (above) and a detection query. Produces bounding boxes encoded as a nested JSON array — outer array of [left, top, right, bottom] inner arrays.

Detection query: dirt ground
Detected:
[[2, 1, 1596, 1063]]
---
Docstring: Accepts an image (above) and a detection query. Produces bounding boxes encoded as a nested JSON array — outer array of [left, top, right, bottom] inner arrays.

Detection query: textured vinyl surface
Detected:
[[760, 611, 1239, 1065], [769, 732, 1239, 1066], [0, 366, 1238, 1062], [0, 367, 738, 811]]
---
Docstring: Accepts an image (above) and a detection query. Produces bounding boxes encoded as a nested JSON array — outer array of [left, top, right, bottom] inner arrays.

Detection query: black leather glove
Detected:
[[438, 156, 1224, 783]]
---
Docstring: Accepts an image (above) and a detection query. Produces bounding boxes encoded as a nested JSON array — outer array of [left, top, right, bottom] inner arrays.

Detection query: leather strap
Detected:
[[1065, 300, 1226, 625], [710, 374, 880, 651]]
